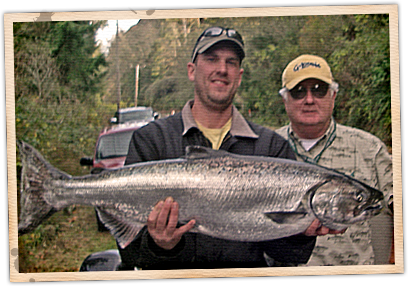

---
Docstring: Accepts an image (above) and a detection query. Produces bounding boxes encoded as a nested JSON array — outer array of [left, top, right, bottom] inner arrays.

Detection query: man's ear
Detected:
[[238, 68, 244, 86], [187, 62, 195, 82]]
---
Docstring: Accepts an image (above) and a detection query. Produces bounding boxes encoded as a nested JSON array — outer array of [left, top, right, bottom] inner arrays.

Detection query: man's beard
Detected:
[[196, 88, 235, 112]]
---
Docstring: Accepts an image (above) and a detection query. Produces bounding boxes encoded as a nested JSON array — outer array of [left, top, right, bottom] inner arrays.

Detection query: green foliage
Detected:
[[239, 16, 307, 127], [18, 206, 117, 272], [50, 21, 108, 102], [15, 95, 116, 176], [331, 14, 391, 146], [14, 20, 113, 175], [14, 21, 107, 104], [144, 75, 193, 111]]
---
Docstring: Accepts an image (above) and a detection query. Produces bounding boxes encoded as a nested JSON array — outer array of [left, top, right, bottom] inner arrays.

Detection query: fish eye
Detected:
[[356, 192, 366, 203]]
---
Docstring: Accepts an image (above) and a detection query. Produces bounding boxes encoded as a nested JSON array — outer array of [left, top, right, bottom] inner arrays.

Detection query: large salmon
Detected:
[[17, 141, 384, 248]]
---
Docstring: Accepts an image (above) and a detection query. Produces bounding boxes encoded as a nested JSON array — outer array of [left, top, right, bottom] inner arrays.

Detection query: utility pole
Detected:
[[135, 64, 139, 107], [115, 20, 121, 111]]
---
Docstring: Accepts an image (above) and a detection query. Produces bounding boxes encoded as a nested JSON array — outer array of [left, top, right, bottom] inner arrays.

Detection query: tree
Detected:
[[331, 14, 391, 147], [105, 19, 201, 109], [50, 21, 107, 102], [14, 21, 107, 103], [15, 40, 60, 100], [239, 16, 309, 126], [14, 22, 55, 100], [14, 20, 112, 175]]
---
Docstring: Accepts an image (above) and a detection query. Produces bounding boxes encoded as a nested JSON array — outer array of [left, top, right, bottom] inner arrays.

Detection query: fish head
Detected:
[[311, 178, 384, 230]]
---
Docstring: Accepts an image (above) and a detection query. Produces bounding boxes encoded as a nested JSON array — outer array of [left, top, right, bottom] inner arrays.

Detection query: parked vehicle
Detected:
[[80, 124, 139, 173], [81, 107, 158, 174], [110, 106, 159, 125], [80, 124, 141, 174], [81, 106, 158, 173], [80, 122, 153, 232], [80, 107, 158, 173], [79, 249, 122, 272], [79, 249, 139, 271]]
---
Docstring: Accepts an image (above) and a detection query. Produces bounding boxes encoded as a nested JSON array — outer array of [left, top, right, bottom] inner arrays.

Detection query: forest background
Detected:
[[14, 14, 392, 272]]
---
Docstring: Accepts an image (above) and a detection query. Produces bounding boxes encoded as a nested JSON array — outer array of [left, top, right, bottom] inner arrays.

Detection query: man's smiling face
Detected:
[[188, 42, 244, 112]]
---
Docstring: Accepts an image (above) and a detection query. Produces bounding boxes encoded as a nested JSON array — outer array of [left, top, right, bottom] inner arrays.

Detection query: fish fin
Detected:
[[265, 182, 326, 225], [96, 208, 144, 249], [17, 140, 70, 236], [264, 211, 309, 224], [265, 199, 311, 224], [185, 145, 229, 159]]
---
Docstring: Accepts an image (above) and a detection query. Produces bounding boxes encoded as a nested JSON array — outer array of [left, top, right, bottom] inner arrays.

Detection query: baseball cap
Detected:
[[282, 54, 334, 90], [191, 27, 245, 63]]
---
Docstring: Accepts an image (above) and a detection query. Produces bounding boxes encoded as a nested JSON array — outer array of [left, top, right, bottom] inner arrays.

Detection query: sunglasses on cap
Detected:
[[198, 27, 243, 43], [289, 82, 330, 100], [191, 27, 245, 62]]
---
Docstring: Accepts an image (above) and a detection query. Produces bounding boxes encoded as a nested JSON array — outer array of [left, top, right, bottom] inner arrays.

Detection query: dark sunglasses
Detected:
[[194, 27, 244, 49], [289, 83, 330, 100]]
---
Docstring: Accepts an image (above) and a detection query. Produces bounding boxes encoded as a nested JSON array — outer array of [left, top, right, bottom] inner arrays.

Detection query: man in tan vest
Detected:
[[276, 54, 393, 265]]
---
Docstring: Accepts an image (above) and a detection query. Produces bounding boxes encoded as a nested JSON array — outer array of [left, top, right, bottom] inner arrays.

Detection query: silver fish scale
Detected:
[[174, 156, 323, 240]]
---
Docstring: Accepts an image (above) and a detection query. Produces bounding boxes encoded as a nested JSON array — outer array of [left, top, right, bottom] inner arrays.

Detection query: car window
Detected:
[[95, 130, 134, 160], [118, 109, 153, 124]]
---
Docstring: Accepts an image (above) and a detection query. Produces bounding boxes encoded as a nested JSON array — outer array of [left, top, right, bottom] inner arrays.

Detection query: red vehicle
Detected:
[[80, 121, 147, 174], [81, 106, 159, 173], [80, 121, 152, 232]]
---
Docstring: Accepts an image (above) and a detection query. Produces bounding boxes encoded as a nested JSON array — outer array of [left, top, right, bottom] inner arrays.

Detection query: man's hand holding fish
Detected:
[[147, 197, 196, 250], [303, 219, 346, 236]]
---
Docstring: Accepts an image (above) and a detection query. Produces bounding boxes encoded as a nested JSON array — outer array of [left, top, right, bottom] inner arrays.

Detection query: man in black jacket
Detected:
[[119, 27, 341, 270]]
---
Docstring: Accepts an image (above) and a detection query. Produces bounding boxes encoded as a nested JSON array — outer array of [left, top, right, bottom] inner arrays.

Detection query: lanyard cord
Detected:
[[287, 122, 337, 164]]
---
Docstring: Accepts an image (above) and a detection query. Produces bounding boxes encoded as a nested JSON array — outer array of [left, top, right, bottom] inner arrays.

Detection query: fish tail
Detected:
[[17, 140, 71, 235]]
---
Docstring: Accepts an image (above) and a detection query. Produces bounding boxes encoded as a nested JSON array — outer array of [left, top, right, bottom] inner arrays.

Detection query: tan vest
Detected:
[[276, 120, 393, 266]]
